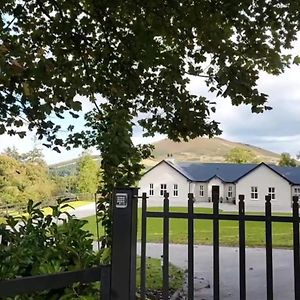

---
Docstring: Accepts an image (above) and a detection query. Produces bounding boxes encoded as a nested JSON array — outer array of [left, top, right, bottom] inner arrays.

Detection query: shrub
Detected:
[[0, 199, 101, 299]]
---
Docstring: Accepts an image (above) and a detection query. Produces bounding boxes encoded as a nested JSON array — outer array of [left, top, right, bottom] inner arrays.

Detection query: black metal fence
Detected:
[[139, 187, 300, 300], [0, 265, 111, 299]]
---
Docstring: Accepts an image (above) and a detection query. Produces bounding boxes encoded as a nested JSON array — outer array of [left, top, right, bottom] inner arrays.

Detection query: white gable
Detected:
[[236, 164, 291, 209], [139, 161, 190, 202]]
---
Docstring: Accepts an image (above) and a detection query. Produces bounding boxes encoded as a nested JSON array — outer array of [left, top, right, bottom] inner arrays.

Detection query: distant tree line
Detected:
[[226, 147, 299, 167], [0, 147, 100, 205]]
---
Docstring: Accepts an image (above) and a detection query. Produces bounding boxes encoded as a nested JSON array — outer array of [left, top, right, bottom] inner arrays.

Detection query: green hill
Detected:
[[49, 155, 100, 176], [49, 137, 280, 172], [149, 137, 279, 165]]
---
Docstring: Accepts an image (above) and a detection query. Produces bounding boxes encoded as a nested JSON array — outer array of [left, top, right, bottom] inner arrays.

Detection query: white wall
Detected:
[[139, 161, 190, 204], [236, 164, 292, 210], [193, 182, 208, 202]]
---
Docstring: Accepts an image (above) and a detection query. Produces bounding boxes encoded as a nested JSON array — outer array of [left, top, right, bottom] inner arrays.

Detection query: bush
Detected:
[[0, 199, 101, 299]]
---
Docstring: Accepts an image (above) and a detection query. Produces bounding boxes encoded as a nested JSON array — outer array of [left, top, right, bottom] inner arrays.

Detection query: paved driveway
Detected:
[[68, 202, 97, 219], [138, 243, 295, 300]]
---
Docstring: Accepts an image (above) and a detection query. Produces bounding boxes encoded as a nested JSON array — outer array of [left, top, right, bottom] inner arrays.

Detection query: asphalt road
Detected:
[[137, 243, 295, 300], [68, 202, 97, 219]]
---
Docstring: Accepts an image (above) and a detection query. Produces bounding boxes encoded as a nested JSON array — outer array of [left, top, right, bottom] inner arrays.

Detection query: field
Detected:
[[136, 257, 184, 293], [83, 207, 294, 248], [0, 200, 93, 224]]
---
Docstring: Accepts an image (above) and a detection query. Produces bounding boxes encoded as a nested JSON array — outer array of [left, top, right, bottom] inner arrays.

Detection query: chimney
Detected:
[[166, 153, 175, 164]]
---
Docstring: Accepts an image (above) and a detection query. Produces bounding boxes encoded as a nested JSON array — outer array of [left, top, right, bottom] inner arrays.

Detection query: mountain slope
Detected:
[[49, 137, 280, 172], [148, 137, 279, 166]]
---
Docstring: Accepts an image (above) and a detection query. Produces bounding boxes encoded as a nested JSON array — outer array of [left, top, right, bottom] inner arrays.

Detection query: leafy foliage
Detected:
[[76, 152, 100, 194], [1, 0, 300, 248], [0, 199, 101, 299], [0, 154, 56, 204], [225, 147, 259, 164], [78, 108, 153, 247], [1, 1, 300, 146], [278, 152, 297, 167]]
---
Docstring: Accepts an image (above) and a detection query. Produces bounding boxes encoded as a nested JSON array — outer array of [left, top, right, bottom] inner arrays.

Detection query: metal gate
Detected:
[[4, 188, 299, 299], [138, 186, 300, 300]]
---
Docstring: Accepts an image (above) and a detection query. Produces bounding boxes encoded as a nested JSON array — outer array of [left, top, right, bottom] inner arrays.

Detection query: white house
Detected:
[[139, 160, 300, 210]]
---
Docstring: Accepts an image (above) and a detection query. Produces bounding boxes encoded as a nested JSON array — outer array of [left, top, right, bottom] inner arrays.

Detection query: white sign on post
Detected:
[[115, 193, 128, 208]]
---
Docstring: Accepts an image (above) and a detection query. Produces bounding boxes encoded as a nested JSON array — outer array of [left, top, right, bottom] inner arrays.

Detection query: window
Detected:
[[160, 184, 167, 196], [228, 186, 233, 198], [294, 187, 300, 196], [251, 186, 258, 200], [199, 185, 204, 197], [173, 184, 178, 196], [268, 187, 275, 200], [149, 183, 154, 196]]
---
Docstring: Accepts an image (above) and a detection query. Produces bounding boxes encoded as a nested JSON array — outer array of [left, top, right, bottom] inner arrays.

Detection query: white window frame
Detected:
[[160, 184, 167, 196], [228, 186, 233, 198], [294, 187, 300, 196], [268, 187, 275, 200], [149, 183, 154, 196], [199, 185, 204, 197], [173, 184, 178, 197], [251, 186, 258, 200]]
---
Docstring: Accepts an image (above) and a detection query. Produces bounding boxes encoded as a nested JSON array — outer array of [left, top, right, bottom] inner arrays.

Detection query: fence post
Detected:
[[292, 195, 300, 300], [101, 266, 111, 300], [212, 185, 220, 300], [162, 192, 170, 300], [238, 195, 246, 300], [110, 188, 138, 300], [265, 195, 273, 300], [188, 193, 194, 300]]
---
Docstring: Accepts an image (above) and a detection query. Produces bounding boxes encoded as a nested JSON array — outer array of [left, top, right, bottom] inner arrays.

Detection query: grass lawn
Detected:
[[0, 200, 94, 224], [83, 207, 294, 248], [98, 257, 184, 297], [136, 257, 184, 292]]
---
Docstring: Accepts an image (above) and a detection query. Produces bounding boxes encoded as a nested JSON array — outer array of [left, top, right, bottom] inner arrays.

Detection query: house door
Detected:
[[212, 185, 220, 202]]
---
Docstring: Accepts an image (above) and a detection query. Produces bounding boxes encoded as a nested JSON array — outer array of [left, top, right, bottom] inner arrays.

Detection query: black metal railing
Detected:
[[139, 190, 300, 300], [0, 265, 111, 299]]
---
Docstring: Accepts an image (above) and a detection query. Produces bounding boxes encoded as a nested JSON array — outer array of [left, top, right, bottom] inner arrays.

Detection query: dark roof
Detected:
[[164, 160, 300, 184], [269, 165, 300, 185]]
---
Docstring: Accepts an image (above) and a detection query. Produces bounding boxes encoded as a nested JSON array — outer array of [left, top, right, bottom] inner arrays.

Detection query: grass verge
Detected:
[[83, 207, 294, 248], [136, 257, 184, 291], [0, 200, 94, 224]]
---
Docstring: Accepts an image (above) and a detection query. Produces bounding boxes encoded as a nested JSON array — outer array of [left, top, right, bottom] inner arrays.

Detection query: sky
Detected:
[[1, 42, 300, 165]]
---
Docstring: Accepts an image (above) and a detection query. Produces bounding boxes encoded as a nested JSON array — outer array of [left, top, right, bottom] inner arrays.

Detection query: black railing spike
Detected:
[[163, 191, 170, 300], [238, 194, 245, 202], [265, 194, 273, 300], [140, 192, 147, 300], [238, 194, 246, 300], [265, 195, 272, 203], [292, 195, 300, 300], [188, 192, 194, 300]]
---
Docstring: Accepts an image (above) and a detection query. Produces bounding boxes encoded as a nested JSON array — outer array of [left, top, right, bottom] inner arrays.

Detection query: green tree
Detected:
[[1, 1, 299, 147], [1, 1, 300, 245], [76, 153, 100, 194], [278, 152, 297, 167], [2, 146, 22, 161], [0, 155, 55, 204], [225, 147, 259, 164], [21, 147, 46, 165]]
